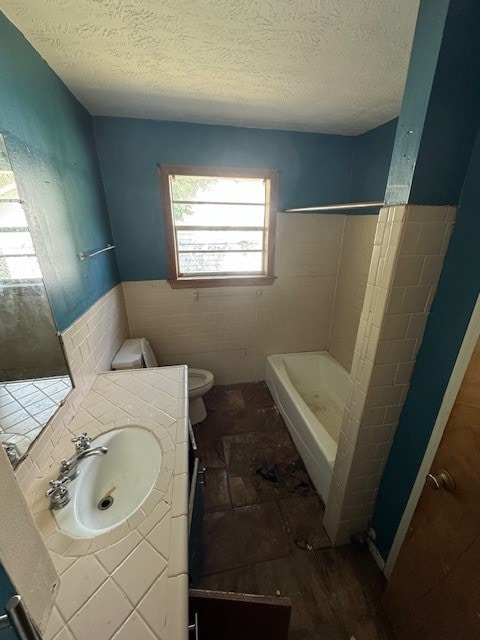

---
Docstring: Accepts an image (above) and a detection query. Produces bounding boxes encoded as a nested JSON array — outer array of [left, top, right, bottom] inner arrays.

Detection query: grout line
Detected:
[[328, 214, 347, 351]]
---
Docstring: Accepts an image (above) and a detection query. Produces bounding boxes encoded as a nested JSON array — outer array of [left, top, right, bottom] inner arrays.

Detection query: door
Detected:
[[384, 333, 480, 639]]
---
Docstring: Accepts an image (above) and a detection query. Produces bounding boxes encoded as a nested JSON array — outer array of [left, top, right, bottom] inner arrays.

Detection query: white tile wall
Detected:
[[329, 216, 377, 370], [15, 284, 129, 493], [323, 205, 456, 545], [123, 213, 345, 385], [61, 285, 129, 393]]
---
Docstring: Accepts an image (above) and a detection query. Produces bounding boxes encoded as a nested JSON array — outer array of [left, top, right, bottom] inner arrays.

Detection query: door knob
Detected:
[[426, 468, 456, 492]]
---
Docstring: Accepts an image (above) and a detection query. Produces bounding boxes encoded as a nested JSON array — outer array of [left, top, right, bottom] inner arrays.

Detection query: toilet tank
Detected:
[[112, 338, 143, 369]]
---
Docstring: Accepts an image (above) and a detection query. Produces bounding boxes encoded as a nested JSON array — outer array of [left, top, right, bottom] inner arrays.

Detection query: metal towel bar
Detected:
[[78, 243, 115, 261], [284, 200, 384, 213]]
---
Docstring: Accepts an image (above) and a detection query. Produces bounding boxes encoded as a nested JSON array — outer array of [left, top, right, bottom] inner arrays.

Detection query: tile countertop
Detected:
[[24, 367, 189, 640]]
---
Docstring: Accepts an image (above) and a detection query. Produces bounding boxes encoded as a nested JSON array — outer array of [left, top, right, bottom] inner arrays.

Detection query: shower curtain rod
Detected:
[[283, 201, 384, 213]]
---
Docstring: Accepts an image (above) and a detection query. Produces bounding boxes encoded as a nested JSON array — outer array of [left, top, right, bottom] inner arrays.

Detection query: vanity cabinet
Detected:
[[188, 589, 291, 640], [186, 419, 291, 639], [188, 422, 204, 583]]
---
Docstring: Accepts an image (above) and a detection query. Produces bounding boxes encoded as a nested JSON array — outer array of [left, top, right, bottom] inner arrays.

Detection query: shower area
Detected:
[[265, 204, 456, 547]]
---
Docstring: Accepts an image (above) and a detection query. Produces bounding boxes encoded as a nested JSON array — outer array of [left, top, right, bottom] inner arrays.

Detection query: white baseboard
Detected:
[[367, 538, 386, 572]]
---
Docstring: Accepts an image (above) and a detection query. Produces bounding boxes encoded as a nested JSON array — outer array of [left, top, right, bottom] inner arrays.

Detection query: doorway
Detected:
[[384, 298, 480, 638]]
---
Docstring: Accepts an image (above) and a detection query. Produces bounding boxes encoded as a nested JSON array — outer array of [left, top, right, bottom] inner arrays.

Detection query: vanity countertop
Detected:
[[24, 366, 189, 640]]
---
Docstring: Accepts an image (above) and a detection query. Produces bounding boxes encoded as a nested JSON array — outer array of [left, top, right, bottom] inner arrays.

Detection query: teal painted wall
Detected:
[[385, 0, 480, 206], [1, 10, 397, 312], [373, 0, 480, 559], [94, 117, 355, 281], [94, 116, 397, 281], [409, 0, 480, 204], [349, 119, 398, 205], [384, 0, 450, 205], [373, 122, 480, 559], [0, 14, 119, 331]]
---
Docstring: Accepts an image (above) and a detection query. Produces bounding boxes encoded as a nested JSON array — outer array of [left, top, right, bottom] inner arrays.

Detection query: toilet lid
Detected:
[[141, 338, 158, 367], [111, 338, 144, 369]]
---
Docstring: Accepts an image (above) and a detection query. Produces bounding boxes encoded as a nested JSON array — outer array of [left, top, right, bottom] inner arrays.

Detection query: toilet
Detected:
[[111, 338, 214, 424]]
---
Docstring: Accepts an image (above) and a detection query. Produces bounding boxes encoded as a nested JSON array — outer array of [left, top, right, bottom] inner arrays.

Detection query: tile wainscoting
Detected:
[[329, 215, 378, 371], [123, 213, 376, 385], [324, 205, 456, 545], [15, 283, 129, 495]]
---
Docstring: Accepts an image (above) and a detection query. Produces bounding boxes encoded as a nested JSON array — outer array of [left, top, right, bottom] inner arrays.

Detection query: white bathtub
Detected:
[[265, 351, 350, 501]]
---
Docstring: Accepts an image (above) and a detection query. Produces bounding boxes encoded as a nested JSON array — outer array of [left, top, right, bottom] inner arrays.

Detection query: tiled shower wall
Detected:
[[15, 284, 129, 493], [329, 216, 378, 371], [324, 205, 456, 546], [123, 213, 348, 384]]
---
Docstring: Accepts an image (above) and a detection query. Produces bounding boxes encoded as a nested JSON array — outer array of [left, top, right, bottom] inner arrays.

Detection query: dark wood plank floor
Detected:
[[192, 382, 396, 640]]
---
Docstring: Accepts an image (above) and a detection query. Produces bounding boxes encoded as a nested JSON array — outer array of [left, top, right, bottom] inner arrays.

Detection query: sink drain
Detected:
[[98, 495, 114, 511]]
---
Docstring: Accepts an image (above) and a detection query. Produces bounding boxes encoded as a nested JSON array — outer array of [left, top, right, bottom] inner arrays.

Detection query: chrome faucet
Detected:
[[2, 442, 20, 467], [46, 476, 70, 509], [72, 432, 92, 451], [46, 433, 108, 509], [59, 445, 108, 482]]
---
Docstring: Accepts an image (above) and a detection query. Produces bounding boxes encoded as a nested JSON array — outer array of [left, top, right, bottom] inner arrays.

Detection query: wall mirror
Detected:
[[0, 133, 73, 464]]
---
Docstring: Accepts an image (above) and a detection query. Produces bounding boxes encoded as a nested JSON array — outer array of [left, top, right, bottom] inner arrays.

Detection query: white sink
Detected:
[[53, 427, 162, 538]]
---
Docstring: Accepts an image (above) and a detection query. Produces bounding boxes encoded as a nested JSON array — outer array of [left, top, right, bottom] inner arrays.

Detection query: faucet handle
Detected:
[[2, 442, 19, 466], [72, 433, 91, 451], [59, 458, 70, 475], [46, 477, 70, 509]]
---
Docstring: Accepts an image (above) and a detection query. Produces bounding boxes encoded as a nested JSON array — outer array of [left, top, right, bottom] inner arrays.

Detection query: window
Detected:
[[0, 165, 41, 283], [159, 165, 278, 287]]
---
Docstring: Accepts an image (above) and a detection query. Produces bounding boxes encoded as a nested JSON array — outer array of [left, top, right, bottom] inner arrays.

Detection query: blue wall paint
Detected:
[[349, 119, 398, 205], [94, 117, 355, 281], [373, 0, 480, 560], [1, 11, 397, 318], [0, 14, 119, 331], [409, 0, 480, 204], [373, 123, 480, 559], [384, 0, 450, 205], [385, 0, 480, 206]]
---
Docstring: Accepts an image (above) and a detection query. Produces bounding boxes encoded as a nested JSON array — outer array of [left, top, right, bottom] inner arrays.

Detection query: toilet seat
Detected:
[[188, 368, 214, 393]]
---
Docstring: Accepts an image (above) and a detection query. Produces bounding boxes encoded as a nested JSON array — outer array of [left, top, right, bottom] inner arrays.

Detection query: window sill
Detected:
[[167, 275, 276, 289]]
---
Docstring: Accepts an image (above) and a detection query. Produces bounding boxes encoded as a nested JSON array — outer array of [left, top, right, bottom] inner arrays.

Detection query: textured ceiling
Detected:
[[2, 0, 420, 134]]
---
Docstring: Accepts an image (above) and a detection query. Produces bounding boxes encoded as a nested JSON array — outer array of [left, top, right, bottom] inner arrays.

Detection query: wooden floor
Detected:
[[192, 382, 396, 640]]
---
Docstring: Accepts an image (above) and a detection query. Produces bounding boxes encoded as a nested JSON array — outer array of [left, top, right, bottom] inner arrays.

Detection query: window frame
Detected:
[[0, 196, 42, 284], [158, 164, 278, 288]]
